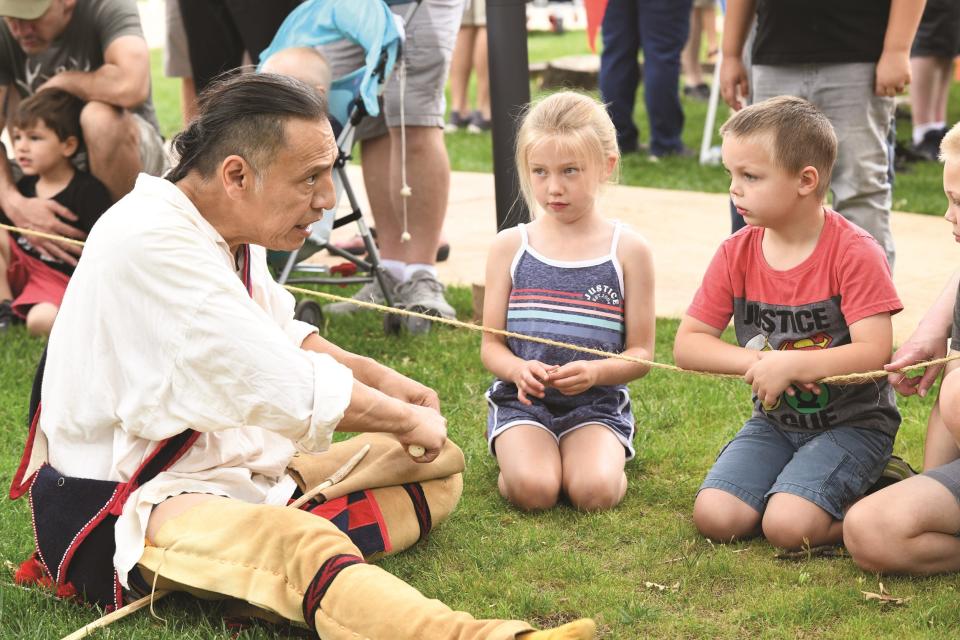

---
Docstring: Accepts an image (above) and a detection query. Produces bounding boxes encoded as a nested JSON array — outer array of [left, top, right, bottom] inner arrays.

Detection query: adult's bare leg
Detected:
[[449, 26, 478, 117], [473, 26, 491, 120], [375, 125, 449, 266], [845, 474, 960, 574], [80, 101, 141, 201], [924, 401, 960, 470]]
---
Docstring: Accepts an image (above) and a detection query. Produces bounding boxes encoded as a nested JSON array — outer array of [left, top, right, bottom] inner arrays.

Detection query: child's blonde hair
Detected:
[[515, 91, 620, 212], [720, 96, 837, 198], [940, 122, 960, 162]]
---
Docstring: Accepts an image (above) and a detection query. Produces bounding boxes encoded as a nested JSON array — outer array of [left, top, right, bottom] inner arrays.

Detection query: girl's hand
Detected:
[[511, 360, 552, 405], [547, 360, 597, 396], [744, 351, 815, 408]]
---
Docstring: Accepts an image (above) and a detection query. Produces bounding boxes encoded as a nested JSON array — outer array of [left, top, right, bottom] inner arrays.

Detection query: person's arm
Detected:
[[548, 230, 655, 395], [674, 314, 760, 374], [875, 0, 926, 97], [480, 228, 553, 405], [885, 270, 959, 396], [719, 0, 756, 110], [301, 332, 440, 411], [38, 35, 149, 109], [335, 378, 447, 462], [744, 313, 893, 408]]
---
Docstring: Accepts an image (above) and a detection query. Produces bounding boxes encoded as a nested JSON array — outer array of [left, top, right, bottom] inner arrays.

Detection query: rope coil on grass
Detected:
[[6, 223, 956, 385]]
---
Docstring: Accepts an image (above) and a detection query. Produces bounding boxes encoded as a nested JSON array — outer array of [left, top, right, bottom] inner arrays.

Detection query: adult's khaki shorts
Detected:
[[320, 0, 464, 138]]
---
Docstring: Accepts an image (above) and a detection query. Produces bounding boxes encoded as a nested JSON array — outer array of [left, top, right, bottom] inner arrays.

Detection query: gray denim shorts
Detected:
[[699, 417, 894, 520], [925, 459, 960, 504]]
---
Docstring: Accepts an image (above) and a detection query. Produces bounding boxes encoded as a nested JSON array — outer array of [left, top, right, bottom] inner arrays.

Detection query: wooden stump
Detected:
[[541, 54, 600, 91]]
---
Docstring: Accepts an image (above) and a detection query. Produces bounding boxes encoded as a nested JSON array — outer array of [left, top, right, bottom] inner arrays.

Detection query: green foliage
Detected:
[[0, 296, 957, 639]]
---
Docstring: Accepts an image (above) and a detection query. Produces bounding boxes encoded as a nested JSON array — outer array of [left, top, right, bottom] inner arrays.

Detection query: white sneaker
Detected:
[[323, 271, 399, 315]]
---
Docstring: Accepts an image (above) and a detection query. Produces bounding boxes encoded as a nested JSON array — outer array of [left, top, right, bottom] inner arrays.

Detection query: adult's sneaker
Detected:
[[395, 270, 456, 334], [911, 127, 947, 162], [0, 299, 15, 332], [323, 270, 400, 315]]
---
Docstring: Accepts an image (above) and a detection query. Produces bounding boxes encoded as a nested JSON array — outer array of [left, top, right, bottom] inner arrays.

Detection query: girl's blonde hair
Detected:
[[940, 122, 960, 162], [515, 91, 620, 212]]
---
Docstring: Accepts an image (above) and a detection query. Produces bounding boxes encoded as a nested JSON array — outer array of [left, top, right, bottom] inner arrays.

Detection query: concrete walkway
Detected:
[[329, 166, 956, 345]]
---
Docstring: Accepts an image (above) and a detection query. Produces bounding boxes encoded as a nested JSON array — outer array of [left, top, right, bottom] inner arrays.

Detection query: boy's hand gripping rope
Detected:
[[5, 222, 957, 385]]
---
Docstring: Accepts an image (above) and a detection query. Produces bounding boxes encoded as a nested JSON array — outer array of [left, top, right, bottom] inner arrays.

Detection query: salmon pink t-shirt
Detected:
[[688, 209, 902, 435]]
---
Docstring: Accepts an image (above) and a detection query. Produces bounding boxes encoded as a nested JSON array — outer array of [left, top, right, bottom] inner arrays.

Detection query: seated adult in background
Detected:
[[14, 72, 595, 640], [0, 0, 165, 265], [844, 124, 960, 575]]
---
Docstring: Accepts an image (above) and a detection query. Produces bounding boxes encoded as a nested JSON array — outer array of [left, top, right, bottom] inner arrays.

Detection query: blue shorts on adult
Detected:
[[700, 417, 893, 519]]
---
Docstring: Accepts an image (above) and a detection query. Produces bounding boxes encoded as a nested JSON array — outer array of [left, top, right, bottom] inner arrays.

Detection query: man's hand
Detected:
[[548, 360, 597, 396], [875, 49, 911, 97], [719, 55, 750, 111], [397, 404, 447, 463], [35, 72, 77, 96], [511, 359, 552, 405], [377, 372, 440, 412], [744, 350, 814, 408], [4, 191, 84, 264], [885, 335, 948, 397]]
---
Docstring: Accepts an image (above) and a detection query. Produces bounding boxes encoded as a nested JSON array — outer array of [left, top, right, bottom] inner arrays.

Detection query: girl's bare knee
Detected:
[[501, 472, 560, 511], [565, 473, 625, 512]]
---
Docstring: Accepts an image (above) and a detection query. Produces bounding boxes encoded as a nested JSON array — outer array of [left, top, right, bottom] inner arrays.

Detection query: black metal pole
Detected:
[[486, 0, 530, 230]]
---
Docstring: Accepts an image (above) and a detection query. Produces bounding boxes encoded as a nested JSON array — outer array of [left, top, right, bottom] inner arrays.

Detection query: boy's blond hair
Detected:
[[720, 96, 837, 198], [939, 122, 960, 162], [515, 91, 620, 212]]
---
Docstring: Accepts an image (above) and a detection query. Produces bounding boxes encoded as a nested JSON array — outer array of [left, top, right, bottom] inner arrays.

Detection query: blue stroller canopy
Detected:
[[258, 0, 403, 125]]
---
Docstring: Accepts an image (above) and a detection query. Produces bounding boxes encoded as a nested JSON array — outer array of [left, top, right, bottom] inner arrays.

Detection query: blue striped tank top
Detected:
[[503, 221, 627, 406]]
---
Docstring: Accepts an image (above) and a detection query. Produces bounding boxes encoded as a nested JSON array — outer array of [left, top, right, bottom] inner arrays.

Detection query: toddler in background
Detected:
[[0, 89, 112, 336]]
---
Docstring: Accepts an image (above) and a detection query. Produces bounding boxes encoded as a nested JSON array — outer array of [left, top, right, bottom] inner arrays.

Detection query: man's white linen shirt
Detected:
[[39, 174, 354, 585]]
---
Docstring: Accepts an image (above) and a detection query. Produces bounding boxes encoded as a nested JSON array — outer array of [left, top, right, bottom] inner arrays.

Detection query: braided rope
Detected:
[[6, 223, 955, 385]]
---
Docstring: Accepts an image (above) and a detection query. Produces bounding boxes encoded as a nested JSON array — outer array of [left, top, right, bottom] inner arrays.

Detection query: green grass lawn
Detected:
[[1, 307, 958, 639], [0, 42, 957, 640]]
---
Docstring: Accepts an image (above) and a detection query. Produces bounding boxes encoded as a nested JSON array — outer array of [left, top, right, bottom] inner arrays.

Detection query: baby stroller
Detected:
[[259, 0, 422, 330]]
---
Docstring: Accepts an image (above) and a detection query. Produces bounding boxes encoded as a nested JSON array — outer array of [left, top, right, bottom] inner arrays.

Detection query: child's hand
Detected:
[[744, 351, 817, 408], [511, 360, 553, 405], [547, 360, 597, 396]]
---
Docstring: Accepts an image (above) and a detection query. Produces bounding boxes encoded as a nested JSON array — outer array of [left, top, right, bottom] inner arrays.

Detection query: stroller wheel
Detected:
[[383, 311, 403, 335], [295, 299, 324, 328]]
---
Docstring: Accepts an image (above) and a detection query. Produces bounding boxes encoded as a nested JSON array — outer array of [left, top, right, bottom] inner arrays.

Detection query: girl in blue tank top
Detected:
[[481, 92, 656, 512]]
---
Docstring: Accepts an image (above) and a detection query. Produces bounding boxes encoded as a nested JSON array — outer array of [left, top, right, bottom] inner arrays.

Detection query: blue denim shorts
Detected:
[[699, 417, 894, 520]]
